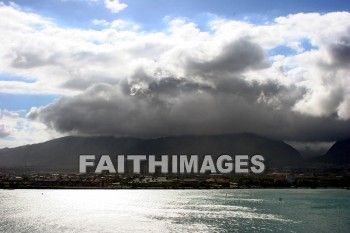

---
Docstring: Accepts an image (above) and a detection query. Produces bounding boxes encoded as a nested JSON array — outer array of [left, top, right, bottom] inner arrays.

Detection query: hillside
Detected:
[[0, 134, 303, 172], [318, 139, 350, 165]]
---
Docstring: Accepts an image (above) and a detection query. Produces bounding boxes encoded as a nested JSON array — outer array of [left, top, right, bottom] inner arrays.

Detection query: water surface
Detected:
[[1, 189, 349, 232]]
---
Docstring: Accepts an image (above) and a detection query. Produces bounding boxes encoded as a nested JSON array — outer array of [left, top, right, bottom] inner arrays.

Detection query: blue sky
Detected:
[[3, 0, 350, 30], [0, 71, 59, 112]]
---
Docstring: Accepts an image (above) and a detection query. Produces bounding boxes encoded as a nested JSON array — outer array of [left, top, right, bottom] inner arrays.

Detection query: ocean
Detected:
[[0, 189, 349, 232]]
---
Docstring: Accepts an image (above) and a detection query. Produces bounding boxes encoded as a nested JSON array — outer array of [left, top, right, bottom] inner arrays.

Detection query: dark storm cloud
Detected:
[[28, 80, 350, 141], [186, 39, 270, 77], [329, 43, 350, 68], [328, 32, 350, 69], [148, 77, 213, 96], [28, 38, 350, 141], [29, 83, 172, 136]]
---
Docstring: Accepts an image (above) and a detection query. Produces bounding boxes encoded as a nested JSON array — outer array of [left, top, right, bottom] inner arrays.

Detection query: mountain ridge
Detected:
[[0, 133, 304, 172]]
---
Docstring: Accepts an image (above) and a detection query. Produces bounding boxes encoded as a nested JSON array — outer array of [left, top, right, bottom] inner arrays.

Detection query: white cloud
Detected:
[[92, 18, 140, 30], [92, 19, 110, 27], [0, 110, 63, 148], [104, 0, 127, 13]]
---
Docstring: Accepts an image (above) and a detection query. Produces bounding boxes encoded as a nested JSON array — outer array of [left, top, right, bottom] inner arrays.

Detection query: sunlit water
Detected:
[[0, 189, 349, 232]]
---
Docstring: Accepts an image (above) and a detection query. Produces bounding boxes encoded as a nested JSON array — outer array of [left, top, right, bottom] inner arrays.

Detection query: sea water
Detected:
[[0, 189, 349, 232]]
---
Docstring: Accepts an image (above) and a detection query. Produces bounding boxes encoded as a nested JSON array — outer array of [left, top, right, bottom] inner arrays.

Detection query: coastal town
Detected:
[[1, 168, 349, 189]]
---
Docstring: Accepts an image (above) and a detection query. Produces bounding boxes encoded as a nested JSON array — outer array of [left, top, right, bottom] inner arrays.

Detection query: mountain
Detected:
[[317, 138, 350, 165], [0, 134, 303, 172]]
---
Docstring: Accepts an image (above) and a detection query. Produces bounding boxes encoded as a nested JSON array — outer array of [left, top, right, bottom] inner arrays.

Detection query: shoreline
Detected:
[[2, 187, 350, 190]]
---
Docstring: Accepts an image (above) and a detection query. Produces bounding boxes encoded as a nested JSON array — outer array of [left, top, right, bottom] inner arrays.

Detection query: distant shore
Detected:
[[1, 168, 350, 190], [2, 187, 350, 190]]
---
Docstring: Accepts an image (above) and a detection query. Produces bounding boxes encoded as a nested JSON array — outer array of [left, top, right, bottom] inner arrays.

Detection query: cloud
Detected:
[[287, 141, 334, 158], [328, 34, 350, 69], [186, 39, 270, 77], [0, 124, 10, 138], [104, 0, 127, 13], [0, 110, 62, 148], [92, 18, 140, 30], [291, 30, 350, 120], [28, 70, 350, 142], [1, 3, 350, 146]]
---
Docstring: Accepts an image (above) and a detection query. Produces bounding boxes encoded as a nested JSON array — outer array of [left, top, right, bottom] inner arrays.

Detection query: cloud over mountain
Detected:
[[1, 3, 350, 146]]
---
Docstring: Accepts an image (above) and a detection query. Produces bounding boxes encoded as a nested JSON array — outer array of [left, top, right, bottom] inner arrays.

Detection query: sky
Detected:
[[0, 0, 350, 153]]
